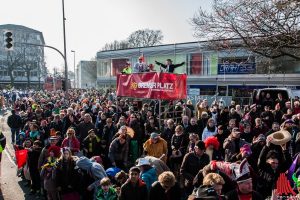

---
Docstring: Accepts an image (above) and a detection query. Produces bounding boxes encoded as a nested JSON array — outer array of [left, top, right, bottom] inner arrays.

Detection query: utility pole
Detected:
[[62, 0, 68, 94]]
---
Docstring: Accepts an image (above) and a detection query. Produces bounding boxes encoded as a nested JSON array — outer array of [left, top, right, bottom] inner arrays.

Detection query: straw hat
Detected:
[[267, 130, 291, 145]]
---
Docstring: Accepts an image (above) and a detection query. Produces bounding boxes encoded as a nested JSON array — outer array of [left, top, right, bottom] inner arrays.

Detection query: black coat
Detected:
[[155, 61, 185, 73], [149, 181, 181, 200], [27, 146, 42, 170], [7, 114, 23, 129], [257, 145, 292, 198], [56, 159, 78, 194], [225, 189, 263, 200], [119, 179, 148, 200]]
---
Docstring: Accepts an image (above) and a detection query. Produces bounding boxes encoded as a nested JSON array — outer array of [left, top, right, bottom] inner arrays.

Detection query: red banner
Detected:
[[117, 72, 187, 100]]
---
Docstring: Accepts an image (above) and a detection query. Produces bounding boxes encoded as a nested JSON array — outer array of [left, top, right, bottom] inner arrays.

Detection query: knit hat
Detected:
[[106, 167, 121, 177], [255, 134, 266, 143], [240, 144, 252, 156], [150, 132, 159, 139]]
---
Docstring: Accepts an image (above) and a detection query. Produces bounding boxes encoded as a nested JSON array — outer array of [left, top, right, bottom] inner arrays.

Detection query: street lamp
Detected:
[[62, 0, 68, 93], [71, 50, 75, 88]]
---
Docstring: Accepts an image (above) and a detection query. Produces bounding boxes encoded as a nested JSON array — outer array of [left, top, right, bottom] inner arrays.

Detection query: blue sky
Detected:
[[1, 0, 213, 72]]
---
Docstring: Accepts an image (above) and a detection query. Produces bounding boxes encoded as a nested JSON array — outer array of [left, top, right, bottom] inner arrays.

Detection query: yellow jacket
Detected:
[[143, 137, 168, 163]]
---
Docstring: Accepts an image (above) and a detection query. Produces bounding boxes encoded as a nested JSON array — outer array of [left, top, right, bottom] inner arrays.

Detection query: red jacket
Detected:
[[61, 137, 80, 154]]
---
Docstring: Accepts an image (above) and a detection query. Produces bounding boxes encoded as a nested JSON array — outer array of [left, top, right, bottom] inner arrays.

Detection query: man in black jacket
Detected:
[[155, 59, 185, 73], [119, 166, 148, 200], [7, 110, 23, 144], [225, 173, 263, 200]]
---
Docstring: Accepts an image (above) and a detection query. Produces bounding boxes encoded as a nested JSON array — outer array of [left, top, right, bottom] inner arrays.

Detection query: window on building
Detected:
[[218, 86, 227, 96], [112, 59, 128, 76], [189, 53, 202, 76], [200, 87, 217, 95]]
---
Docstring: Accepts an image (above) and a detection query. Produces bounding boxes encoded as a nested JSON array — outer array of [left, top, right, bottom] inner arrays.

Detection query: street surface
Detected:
[[0, 109, 39, 200]]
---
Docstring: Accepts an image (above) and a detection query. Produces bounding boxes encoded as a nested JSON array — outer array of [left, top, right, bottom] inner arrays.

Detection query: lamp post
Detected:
[[71, 50, 75, 88], [62, 0, 68, 94]]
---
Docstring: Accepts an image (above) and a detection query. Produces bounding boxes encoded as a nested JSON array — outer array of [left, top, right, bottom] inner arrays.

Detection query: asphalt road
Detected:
[[0, 109, 42, 200]]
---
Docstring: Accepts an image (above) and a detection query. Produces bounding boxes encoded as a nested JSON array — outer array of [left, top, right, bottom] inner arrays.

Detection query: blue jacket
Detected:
[[141, 167, 157, 190]]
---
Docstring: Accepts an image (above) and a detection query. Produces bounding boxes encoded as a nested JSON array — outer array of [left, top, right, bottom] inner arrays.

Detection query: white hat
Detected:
[[136, 158, 151, 167]]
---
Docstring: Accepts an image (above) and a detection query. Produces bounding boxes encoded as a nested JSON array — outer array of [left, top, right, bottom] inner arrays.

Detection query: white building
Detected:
[[0, 24, 46, 89], [76, 60, 97, 89]]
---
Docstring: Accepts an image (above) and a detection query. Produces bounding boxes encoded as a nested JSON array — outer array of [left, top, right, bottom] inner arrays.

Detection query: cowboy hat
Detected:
[[267, 129, 291, 145]]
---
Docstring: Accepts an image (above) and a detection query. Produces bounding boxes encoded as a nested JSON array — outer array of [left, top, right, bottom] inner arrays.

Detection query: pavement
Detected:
[[0, 108, 42, 200]]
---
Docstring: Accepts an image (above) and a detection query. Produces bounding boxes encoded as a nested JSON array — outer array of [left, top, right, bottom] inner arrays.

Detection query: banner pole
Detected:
[[159, 100, 161, 133]]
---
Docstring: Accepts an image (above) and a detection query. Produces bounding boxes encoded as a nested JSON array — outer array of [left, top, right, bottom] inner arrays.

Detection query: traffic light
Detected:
[[4, 31, 13, 50]]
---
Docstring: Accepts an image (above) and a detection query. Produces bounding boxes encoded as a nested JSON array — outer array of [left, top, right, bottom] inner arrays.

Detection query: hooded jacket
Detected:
[[141, 167, 158, 190]]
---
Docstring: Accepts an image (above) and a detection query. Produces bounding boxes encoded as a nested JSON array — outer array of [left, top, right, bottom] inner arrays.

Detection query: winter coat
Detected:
[[38, 144, 60, 169], [149, 181, 181, 200], [102, 125, 117, 145], [119, 178, 148, 200], [143, 138, 168, 162], [95, 187, 117, 200], [202, 126, 217, 141], [56, 158, 78, 194], [27, 146, 42, 171], [49, 120, 63, 133], [180, 152, 210, 188], [225, 189, 263, 200], [108, 138, 129, 165], [7, 114, 23, 129], [77, 121, 95, 142], [257, 145, 292, 198], [29, 130, 40, 141], [140, 167, 158, 191], [223, 138, 249, 162], [61, 137, 80, 154], [83, 135, 102, 158], [76, 156, 107, 181]]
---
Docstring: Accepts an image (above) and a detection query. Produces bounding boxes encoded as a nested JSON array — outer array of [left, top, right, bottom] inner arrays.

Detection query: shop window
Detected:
[[189, 53, 202, 75], [218, 86, 227, 96], [200, 87, 217, 95]]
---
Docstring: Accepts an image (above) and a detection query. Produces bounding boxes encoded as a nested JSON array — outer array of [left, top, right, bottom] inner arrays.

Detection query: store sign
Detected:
[[218, 63, 256, 74], [117, 72, 187, 100]]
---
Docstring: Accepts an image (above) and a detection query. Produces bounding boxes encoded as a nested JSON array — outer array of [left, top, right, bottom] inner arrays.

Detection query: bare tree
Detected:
[[5, 51, 23, 86], [191, 0, 300, 60], [102, 40, 130, 51], [101, 29, 164, 51], [127, 29, 163, 48]]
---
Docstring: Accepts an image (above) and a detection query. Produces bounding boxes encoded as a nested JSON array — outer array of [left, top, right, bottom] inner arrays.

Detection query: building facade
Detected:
[[95, 41, 300, 105], [77, 60, 97, 89], [0, 24, 46, 89]]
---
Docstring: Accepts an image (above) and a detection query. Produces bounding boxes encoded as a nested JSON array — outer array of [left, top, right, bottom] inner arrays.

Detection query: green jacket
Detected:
[[122, 67, 132, 74], [96, 187, 118, 200]]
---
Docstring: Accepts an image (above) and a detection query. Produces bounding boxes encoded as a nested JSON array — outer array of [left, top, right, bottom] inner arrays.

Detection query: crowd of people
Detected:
[[1, 89, 300, 200], [121, 56, 185, 74]]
